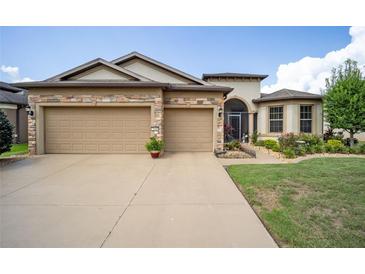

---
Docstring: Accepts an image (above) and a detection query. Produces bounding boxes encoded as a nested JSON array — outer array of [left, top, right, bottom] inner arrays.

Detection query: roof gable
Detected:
[[46, 58, 150, 82], [112, 52, 211, 85]]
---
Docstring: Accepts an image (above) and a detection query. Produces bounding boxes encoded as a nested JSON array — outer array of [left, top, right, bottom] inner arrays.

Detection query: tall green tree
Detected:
[[0, 110, 14, 154], [324, 59, 365, 146]]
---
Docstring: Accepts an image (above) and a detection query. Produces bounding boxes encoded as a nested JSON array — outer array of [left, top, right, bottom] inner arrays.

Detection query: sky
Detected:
[[1, 26, 364, 94]]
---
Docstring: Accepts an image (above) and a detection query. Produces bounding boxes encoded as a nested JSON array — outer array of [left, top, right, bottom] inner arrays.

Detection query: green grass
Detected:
[[227, 158, 365, 247], [0, 143, 28, 158]]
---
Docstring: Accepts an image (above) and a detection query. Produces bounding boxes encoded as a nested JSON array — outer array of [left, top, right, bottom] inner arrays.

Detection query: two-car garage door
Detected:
[[45, 107, 150, 153], [44, 107, 213, 154]]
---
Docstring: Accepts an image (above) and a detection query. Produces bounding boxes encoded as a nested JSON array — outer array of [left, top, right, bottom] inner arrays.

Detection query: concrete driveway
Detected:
[[0, 153, 276, 247]]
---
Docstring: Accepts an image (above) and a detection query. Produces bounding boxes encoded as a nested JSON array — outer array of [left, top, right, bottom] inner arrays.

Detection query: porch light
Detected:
[[25, 105, 34, 117], [218, 107, 223, 117]]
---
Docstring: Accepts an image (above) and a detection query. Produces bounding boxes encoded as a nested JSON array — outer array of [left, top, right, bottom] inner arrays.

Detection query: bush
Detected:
[[323, 128, 344, 142], [272, 143, 281, 152], [278, 133, 299, 149], [359, 144, 365, 154], [294, 146, 306, 156], [0, 110, 14, 155], [305, 145, 316, 154], [225, 140, 241, 150], [264, 139, 278, 149], [313, 144, 325, 153], [299, 134, 323, 146], [283, 148, 296, 158], [255, 140, 265, 147], [324, 139, 345, 153], [251, 130, 259, 145], [145, 136, 164, 152]]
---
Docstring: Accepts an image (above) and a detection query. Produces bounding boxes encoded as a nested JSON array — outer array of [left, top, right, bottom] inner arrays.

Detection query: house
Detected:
[[13, 52, 324, 155], [0, 81, 28, 143]]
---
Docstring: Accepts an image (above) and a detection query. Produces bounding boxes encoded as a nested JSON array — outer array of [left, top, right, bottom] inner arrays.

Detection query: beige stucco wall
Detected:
[[257, 99, 323, 139], [27, 88, 225, 155], [70, 65, 131, 81], [120, 59, 193, 84], [206, 79, 261, 112]]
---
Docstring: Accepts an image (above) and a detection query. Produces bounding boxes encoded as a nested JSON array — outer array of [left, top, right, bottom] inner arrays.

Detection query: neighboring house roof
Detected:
[[0, 82, 27, 105], [252, 88, 323, 103], [45, 58, 151, 82], [0, 90, 27, 105], [0, 81, 26, 93], [202, 73, 268, 80], [112, 51, 211, 86]]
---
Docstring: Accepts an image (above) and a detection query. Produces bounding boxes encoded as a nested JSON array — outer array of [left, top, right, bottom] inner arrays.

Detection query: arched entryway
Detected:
[[224, 98, 249, 142]]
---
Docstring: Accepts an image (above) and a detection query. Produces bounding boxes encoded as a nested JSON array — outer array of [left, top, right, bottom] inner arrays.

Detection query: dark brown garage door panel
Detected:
[[45, 107, 150, 154], [164, 108, 213, 152]]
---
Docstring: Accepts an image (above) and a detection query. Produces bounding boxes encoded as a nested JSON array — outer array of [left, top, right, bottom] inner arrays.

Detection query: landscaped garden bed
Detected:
[[227, 157, 365, 247], [216, 140, 254, 159], [252, 131, 365, 159]]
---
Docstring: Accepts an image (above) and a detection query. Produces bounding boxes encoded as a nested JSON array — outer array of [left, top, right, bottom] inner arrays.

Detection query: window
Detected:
[[300, 105, 312, 133], [269, 106, 283, 133]]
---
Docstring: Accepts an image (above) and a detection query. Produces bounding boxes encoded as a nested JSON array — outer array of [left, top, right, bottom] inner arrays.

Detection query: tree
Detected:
[[324, 59, 365, 146], [0, 110, 14, 154]]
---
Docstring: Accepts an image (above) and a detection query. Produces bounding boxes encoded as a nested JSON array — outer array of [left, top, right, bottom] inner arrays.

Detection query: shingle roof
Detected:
[[252, 88, 322, 103], [202, 73, 268, 80], [0, 90, 27, 105], [0, 81, 26, 93], [112, 51, 211, 86]]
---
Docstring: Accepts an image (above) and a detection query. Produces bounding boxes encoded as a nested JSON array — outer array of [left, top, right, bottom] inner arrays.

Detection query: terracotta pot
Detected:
[[150, 151, 160, 158]]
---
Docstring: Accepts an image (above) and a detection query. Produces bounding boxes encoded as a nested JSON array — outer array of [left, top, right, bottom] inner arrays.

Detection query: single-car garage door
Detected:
[[164, 108, 213, 152], [45, 107, 150, 154]]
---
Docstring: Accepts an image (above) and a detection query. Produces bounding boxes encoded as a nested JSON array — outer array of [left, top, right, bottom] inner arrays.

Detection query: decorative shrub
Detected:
[[145, 136, 164, 152], [271, 143, 281, 152], [264, 139, 278, 150], [294, 146, 307, 156], [305, 145, 316, 154], [278, 133, 299, 149], [283, 148, 296, 158], [313, 144, 325, 153], [225, 140, 241, 150], [359, 144, 365, 154], [251, 130, 259, 145], [255, 140, 265, 147], [224, 124, 235, 142], [324, 139, 345, 153], [323, 128, 344, 142], [299, 133, 324, 146], [0, 110, 14, 155]]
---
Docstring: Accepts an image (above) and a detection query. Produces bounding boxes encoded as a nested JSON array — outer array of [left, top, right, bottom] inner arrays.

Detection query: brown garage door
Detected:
[[45, 107, 150, 154], [164, 108, 213, 152]]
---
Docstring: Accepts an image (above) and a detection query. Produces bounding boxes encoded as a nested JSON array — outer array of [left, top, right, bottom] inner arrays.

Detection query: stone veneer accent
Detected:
[[28, 92, 163, 155], [27, 90, 225, 154]]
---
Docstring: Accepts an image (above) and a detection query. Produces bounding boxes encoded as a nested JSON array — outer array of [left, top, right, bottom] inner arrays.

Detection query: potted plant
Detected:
[[145, 136, 164, 158]]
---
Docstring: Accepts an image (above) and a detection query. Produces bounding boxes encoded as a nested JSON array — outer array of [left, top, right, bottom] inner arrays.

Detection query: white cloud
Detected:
[[0, 65, 34, 82], [262, 26, 365, 94]]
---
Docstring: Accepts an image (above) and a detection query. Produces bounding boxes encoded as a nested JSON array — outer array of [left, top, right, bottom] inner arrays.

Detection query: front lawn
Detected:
[[0, 143, 28, 158], [227, 158, 365, 247]]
